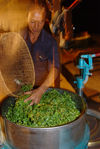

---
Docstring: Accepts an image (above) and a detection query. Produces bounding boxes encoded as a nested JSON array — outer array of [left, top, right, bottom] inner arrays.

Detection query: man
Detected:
[[21, 0, 60, 105]]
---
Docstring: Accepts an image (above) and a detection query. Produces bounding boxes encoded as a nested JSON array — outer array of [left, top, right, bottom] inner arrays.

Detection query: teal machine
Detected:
[[74, 53, 100, 97]]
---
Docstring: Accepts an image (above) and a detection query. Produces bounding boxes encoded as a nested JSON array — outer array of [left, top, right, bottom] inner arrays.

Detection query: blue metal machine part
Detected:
[[74, 54, 96, 96]]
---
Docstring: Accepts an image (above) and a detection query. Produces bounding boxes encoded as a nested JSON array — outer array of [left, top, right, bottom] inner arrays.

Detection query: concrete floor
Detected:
[[60, 73, 75, 92]]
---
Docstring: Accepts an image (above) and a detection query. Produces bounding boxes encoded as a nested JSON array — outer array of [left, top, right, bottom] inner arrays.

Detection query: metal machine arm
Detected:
[[74, 53, 100, 96]]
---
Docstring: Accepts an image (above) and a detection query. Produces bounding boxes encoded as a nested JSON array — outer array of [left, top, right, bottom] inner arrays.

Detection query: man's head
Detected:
[[28, 1, 46, 34]]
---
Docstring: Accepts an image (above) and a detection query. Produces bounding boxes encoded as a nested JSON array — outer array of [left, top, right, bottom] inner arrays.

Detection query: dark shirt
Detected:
[[25, 29, 60, 86]]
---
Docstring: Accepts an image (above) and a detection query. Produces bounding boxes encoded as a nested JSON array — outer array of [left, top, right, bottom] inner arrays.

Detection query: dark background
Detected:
[[72, 0, 100, 34]]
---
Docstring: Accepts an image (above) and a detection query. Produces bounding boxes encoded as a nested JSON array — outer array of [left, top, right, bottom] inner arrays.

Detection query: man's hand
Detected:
[[24, 66, 59, 106], [24, 87, 45, 106]]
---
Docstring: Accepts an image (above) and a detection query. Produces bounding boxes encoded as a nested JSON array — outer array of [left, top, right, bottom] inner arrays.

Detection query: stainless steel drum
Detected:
[[1, 88, 89, 149]]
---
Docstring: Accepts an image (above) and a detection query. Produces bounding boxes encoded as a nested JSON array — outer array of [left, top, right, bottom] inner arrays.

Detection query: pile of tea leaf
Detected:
[[6, 87, 80, 127]]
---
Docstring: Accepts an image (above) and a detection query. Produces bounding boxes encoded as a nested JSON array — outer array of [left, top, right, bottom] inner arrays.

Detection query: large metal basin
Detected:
[[1, 88, 89, 149]]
